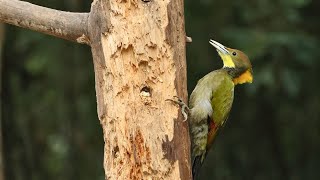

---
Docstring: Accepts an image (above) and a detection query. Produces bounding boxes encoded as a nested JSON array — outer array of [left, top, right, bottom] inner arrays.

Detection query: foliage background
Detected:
[[1, 0, 320, 179]]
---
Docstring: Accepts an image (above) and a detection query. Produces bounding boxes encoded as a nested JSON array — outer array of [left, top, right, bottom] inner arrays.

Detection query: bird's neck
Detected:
[[223, 67, 252, 85], [223, 67, 245, 78]]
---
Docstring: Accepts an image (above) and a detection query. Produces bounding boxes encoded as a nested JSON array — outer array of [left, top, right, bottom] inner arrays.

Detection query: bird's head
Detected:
[[209, 39, 253, 85]]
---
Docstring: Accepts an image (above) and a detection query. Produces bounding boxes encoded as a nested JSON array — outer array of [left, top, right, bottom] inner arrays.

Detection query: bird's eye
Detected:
[[232, 52, 237, 56]]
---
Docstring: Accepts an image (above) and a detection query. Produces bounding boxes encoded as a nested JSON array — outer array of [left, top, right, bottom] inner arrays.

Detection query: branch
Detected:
[[186, 36, 192, 43], [0, 0, 90, 45]]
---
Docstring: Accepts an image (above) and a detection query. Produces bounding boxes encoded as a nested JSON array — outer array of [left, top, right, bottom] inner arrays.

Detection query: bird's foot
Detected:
[[166, 96, 190, 122]]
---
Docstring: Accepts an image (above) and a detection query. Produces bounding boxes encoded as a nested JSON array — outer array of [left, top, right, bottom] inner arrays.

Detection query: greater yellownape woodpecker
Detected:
[[190, 39, 253, 178]]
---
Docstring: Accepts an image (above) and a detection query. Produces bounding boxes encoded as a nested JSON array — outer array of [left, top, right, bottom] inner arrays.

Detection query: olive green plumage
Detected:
[[190, 39, 253, 179], [189, 69, 234, 176]]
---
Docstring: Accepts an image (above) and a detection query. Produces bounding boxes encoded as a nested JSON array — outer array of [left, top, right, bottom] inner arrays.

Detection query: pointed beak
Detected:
[[209, 39, 230, 55]]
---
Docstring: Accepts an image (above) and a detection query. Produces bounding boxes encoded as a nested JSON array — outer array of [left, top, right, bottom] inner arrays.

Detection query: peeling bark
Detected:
[[0, 0, 191, 178], [89, 0, 191, 179]]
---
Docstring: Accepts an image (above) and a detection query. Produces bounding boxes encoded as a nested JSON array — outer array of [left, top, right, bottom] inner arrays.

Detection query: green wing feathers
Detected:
[[210, 76, 234, 126], [189, 70, 235, 179]]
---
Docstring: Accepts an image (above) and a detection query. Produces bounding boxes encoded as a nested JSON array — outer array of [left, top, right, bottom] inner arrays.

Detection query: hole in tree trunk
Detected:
[[140, 86, 151, 97]]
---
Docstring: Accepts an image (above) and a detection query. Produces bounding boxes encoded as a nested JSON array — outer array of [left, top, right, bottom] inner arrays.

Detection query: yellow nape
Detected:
[[218, 52, 235, 68], [233, 70, 253, 85]]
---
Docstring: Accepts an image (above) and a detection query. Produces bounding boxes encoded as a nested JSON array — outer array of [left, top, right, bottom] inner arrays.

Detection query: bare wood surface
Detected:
[[0, 0, 90, 44], [166, 0, 192, 178], [0, 0, 191, 178], [89, 0, 191, 179]]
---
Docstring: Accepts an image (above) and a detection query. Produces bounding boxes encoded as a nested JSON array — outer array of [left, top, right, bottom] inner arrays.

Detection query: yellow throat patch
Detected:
[[218, 52, 235, 68]]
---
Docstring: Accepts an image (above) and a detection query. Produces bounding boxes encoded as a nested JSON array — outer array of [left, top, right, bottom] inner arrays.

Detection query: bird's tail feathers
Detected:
[[192, 155, 203, 180]]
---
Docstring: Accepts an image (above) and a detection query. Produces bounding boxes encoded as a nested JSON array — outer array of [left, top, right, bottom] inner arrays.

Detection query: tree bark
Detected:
[[88, 0, 191, 179], [0, 0, 191, 179]]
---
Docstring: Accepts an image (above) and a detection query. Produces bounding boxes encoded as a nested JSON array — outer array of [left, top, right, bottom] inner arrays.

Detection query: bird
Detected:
[[189, 39, 253, 179]]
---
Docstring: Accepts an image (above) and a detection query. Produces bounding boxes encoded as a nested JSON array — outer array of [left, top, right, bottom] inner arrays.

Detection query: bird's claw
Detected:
[[166, 96, 190, 122]]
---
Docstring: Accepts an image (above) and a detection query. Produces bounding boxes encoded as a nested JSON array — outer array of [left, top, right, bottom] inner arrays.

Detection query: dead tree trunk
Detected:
[[0, 0, 191, 179]]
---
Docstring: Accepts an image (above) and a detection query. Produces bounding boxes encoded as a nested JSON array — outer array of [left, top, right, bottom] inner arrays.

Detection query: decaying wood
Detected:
[[0, 0, 191, 179], [89, 0, 191, 179], [0, 0, 89, 44]]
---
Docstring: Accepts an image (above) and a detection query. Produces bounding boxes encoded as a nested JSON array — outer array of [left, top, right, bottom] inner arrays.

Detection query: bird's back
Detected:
[[189, 69, 234, 124], [189, 69, 235, 179]]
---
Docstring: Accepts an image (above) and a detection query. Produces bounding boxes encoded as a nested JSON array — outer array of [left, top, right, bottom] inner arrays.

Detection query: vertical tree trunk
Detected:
[[0, 0, 192, 178], [88, 0, 191, 179]]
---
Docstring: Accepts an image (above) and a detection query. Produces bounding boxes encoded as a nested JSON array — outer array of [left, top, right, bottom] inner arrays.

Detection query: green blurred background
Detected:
[[1, 0, 320, 179]]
